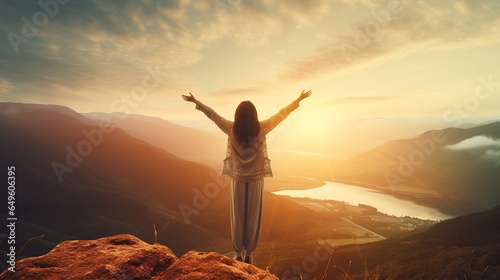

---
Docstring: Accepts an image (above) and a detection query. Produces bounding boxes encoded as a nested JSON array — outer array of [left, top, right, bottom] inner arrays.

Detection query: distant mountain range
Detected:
[[82, 112, 226, 169], [85, 107, 500, 216]]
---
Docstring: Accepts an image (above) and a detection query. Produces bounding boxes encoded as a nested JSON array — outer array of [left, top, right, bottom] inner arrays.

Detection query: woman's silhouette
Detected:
[[182, 90, 312, 264]]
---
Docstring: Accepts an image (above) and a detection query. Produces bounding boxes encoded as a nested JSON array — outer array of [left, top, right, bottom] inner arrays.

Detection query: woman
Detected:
[[182, 90, 312, 264]]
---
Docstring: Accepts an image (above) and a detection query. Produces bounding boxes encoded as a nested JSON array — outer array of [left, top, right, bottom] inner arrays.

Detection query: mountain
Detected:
[[82, 112, 226, 168], [0, 234, 278, 279], [324, 206, 500, 279], [329, 121, 500, 216], [0, 102, 228, 257]]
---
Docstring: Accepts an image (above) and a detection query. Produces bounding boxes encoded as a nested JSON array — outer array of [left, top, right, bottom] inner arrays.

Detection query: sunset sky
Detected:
[[1, 0, 500, 155]]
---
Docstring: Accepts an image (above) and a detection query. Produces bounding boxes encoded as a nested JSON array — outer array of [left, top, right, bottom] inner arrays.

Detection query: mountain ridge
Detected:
[[331, 120, 500, 215], [82, 111, 226, 168]]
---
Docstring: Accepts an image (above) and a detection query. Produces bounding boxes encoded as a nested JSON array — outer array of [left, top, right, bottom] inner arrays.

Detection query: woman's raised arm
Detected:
[[182, 92, 232, 134], [260, 89, 312, 133], [297, 89, 312, 102], [181, 92, 197, 102]]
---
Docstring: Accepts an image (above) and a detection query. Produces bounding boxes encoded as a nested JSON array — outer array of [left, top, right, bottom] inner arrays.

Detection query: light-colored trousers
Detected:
[[230, 179, 264, 258]]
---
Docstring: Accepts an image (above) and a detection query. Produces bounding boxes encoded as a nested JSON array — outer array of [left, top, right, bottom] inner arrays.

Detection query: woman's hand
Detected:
[[182, 92, 197, 103], [298, 89, 312, 102]]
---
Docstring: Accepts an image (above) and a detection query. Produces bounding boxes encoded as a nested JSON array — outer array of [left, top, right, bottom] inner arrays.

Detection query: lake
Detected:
[[273, 181, 453, 220]]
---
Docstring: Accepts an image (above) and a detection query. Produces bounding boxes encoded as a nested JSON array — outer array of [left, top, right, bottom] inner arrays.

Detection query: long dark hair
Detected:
[[233, 101, 260, 147]]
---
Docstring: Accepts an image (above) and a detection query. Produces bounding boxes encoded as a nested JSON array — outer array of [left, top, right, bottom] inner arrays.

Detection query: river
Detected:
[[273, 181, 453, 220]]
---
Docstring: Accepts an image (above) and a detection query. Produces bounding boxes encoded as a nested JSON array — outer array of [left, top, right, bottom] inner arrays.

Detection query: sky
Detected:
[[1, 0, 500, 156]]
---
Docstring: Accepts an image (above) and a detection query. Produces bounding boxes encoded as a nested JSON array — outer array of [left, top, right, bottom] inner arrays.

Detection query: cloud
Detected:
[[278, 0, 500, 82], [211, 86, 266, 97], [0, 0, 335, 104], [446, 135, 500, 151], [454, 1, 471, 15], [322, 95, 397, 106], [1, 0, 499, 109], [0, 78, 14, 94], [483, 149, 500, 162], [445, 135, 500, 164], [0, 0, 210, 103], [209, 0, 334, 47]]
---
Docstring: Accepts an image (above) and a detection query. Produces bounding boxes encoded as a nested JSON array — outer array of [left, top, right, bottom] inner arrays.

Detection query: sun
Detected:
[[294, 106, 332, 133], [297, 114, 326, 135], [279, 108, 332, 153]]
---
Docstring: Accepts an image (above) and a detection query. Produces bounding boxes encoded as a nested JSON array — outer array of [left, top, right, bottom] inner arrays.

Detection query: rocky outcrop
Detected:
[[0, 234, 278, 280]]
